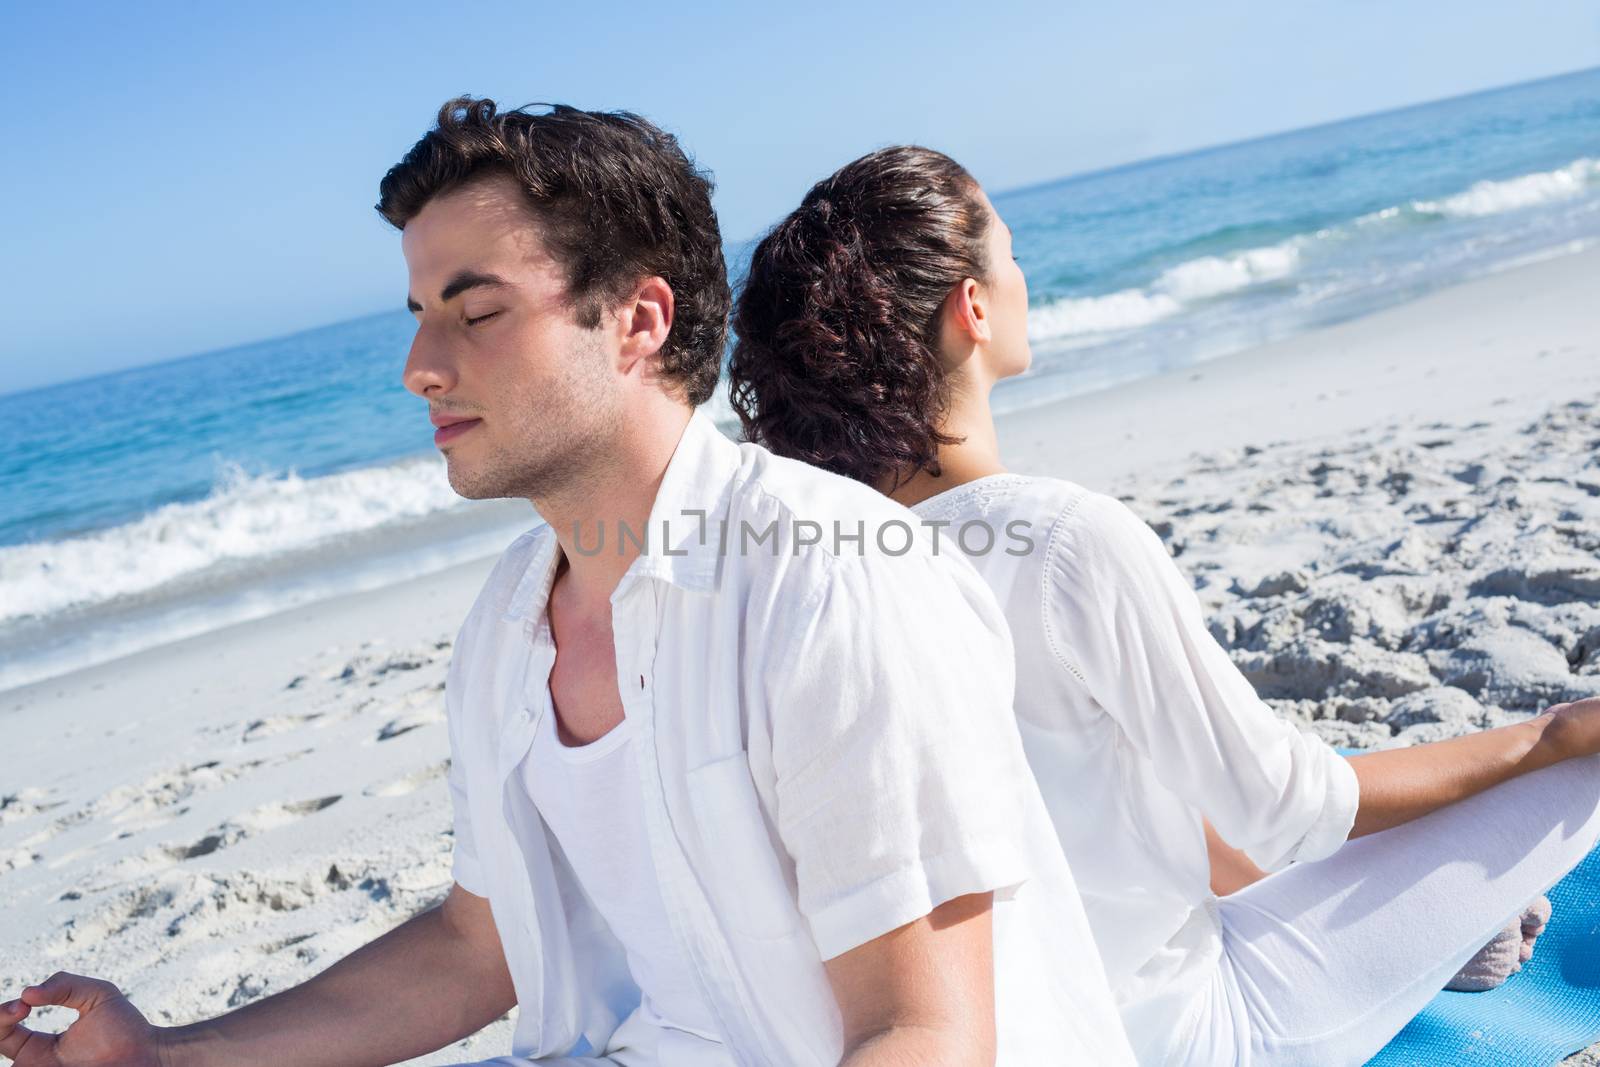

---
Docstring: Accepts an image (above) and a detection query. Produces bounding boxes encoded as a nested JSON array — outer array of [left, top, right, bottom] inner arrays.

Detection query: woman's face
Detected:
[[975, 190, 1032, 381]]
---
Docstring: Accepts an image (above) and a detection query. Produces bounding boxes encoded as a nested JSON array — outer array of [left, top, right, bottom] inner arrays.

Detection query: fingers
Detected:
[[1, 997, 44, 1062], [1, 1024, 43, 1063], [19, 971, 121, 1012]]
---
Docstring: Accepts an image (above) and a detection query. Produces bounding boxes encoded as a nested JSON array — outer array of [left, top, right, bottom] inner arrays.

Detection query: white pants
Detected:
[[439, 1056, 641, 1066], [437, 998, 665, 1065], [443, 1061, 635, 1066], [440, 1048, 648, 1066], [1179, 752, 1600, 1067]]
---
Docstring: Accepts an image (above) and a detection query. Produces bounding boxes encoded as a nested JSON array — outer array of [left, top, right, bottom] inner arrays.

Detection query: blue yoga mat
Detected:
[[1331, 749, 1600, 1066], [1364, 844, 1600, 1065]]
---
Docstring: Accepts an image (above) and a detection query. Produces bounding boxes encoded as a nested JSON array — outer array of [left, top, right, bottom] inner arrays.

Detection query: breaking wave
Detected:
[[0, 456, 466, 623]]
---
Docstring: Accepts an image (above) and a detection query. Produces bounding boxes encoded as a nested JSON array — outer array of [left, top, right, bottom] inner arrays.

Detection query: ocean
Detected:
[[3, 68, 1598, 692]]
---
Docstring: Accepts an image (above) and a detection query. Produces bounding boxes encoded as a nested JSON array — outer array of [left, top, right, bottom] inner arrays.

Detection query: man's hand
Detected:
[[0, 973, 165, 1067], [823, 891, 996, 1066], [4, 884, 513, 1067]]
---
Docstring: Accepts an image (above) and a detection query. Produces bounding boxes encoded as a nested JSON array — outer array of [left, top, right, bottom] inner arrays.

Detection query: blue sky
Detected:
[[1, 1, 1596, 395]]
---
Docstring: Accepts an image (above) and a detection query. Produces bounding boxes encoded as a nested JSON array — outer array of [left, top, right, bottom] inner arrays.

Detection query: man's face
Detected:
[[401, 172, 620, 500]]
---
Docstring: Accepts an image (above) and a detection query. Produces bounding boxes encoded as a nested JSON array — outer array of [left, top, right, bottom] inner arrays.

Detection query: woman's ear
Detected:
[[939, 277, 994, 366]]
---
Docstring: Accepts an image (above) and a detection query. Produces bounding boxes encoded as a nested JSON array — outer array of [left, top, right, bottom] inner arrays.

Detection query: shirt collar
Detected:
[[501, 407, 741, 623], [622, 405, 742, 595]]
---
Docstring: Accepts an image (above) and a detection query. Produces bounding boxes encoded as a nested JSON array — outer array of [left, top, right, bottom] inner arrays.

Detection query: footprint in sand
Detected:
[[3, 846, 43, 873], [373, 695, 446, 743], [29, 750, 322, 855], [161, 795, 343, 863], [241, 711, 327, 742], [45, 880, 180, 954], [363, 760, 449, 798], [320, 644, 449, 688], [0, 786, 64, 828], [46, 863, 374, 959]]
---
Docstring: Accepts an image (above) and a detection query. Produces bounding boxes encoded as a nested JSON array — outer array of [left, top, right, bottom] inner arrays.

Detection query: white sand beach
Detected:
[[3, 246, 1598, 1065]]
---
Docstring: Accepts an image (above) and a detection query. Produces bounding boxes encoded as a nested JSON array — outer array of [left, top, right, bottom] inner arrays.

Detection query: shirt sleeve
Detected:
[[764, 548, 1036, 961], [444, 636, 490, 898], [1043, 492, 1359, 873]]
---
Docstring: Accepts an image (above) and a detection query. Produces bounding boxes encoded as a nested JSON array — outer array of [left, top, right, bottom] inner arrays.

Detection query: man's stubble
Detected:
[[446, 327, 623, 505]]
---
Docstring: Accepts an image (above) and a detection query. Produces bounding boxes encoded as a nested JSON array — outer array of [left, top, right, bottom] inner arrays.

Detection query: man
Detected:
[[1, 98, 1133, 1067]]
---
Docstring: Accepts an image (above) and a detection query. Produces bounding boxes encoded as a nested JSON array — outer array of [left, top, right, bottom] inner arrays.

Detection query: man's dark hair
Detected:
[[727, 145, 990, 490], [377, 96, 730, 407]]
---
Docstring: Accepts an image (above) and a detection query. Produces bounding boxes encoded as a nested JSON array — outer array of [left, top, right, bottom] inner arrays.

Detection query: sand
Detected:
[[1006, 250, 1600, 749], [3, 246, 1598, 1065]]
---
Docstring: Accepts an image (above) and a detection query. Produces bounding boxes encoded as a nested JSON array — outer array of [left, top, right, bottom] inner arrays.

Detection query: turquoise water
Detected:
[[2, 68, 1597, 689], [995, 67, 1600, 405]]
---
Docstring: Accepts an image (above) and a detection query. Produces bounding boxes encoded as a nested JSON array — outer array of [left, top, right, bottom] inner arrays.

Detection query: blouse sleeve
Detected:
[[1042, 491, 1358, 872]]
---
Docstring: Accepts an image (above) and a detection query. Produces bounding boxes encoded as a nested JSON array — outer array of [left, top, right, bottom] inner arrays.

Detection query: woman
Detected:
[[725, 145, 1600, 1067]]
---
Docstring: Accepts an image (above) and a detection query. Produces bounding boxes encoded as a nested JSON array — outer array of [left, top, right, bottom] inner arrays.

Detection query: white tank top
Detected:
[[521, 692, 736, 1066]]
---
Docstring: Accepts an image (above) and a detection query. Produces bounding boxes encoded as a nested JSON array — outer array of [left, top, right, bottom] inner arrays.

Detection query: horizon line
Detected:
[[5, 63, 1595, 403]]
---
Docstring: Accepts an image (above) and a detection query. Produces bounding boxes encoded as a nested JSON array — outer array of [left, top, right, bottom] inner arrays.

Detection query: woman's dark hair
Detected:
[[377, 96, 730, 407], [727, 145, 992, 489]]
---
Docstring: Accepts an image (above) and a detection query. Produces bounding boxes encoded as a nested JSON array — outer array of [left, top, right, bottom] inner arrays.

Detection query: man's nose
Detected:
[[402, 324, 457, 398]]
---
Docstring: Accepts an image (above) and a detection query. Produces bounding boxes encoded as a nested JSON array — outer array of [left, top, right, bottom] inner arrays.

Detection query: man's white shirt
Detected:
[[442, 408, 1137, 1066]]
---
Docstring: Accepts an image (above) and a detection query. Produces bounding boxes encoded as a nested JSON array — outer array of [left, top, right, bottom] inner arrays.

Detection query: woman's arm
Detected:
[[1045, 493, 1358, 873], [1346, 698, 1600, 838], [1047, 492, 1600, 872], [1204, 817, 1268, 894]]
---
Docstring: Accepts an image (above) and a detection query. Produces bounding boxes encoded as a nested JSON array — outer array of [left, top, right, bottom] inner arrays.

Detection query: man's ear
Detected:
[[617, 276, 675, 381]]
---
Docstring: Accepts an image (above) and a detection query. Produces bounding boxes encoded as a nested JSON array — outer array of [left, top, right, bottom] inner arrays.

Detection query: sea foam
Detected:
[[1027, 287, 1184, 340], [0, 456, 466, 624], [1029, 241, 1299, 342], [1412, 157, 1599, 219], [1154, 243, 1301, 301], [1027, 155, 1598, 345]]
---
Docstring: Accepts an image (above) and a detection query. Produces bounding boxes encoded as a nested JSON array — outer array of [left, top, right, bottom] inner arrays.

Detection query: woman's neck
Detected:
[[883, 378, 1007, 509]]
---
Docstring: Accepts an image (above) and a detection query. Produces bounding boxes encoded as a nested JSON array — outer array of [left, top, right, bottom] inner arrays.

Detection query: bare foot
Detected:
[[1444, 895, 1552, 992]]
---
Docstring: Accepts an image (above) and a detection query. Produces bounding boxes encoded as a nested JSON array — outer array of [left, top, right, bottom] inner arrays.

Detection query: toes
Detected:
[[1522, 894, 1553, 937]]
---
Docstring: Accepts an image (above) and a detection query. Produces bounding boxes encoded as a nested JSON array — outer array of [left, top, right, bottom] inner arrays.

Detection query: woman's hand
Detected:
[[1533, 698, 1600, 765], [0, 973, 167, 1067]]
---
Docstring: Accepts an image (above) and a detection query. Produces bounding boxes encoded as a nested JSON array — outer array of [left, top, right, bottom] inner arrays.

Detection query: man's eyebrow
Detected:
[[405, 270, 513, 313]]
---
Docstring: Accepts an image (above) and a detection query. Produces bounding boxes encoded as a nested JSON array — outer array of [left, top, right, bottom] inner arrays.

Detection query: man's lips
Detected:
[[430, 413, 482, 446]]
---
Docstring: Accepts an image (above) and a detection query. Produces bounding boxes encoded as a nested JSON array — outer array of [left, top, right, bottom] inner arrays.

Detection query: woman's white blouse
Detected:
[[911, 473, 1360, 1066]]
